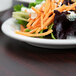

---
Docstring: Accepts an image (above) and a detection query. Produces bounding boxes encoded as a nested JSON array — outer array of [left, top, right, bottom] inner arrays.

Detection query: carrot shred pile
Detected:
[[16, 0, 76, 37]]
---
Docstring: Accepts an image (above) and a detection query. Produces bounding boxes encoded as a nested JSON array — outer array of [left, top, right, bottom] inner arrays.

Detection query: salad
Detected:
[[13, 0, 76, 39]]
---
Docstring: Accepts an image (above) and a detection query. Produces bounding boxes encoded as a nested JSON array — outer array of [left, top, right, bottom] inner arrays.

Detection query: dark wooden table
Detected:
[[0, 2, 76, 76]]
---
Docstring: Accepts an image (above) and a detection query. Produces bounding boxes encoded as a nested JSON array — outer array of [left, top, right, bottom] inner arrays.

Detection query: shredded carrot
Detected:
[[32, 17, 41, 27], [44, 0, 49, 14], [32, 7, 41, 14], [16, 30, 53, 37], [20, 25, 25, 32], [39, 3, 45, 11], [32, 24, 41, 29], [29, 28, 38, 34], [43, 14, 55, 28], [27, 19, 35, 28], [36, 26, 48, 34], [61, 0, 64, 3], [72, 7, 76, 10], [43, 9, 53, 22], [29, 14, 31, 17], [57, 0, 61, 6], [28, 18, 32, 22], [35, 14, 41, 20], [45, 0, 51, 14], [57, 4, 66, 12], [67, 0, 70, 5], [36, 28, 41, 34], [41, 14, 44, 29], [66, 2, 76, 11], [52, 0, 56, 10], [43, 26, 48, 30]]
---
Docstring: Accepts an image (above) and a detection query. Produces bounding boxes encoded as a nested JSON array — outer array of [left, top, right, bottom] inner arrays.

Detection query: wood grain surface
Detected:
[[0, 1, 76, 76]]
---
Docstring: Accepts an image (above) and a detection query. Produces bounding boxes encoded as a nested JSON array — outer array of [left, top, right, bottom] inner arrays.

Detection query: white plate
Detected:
[[1, 18, 76, 49], [16, 0, 35, 3]]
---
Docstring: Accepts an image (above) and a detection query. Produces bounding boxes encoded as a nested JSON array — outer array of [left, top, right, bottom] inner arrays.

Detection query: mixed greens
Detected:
[[13, 0, 76, 39], [13, 0, 45, 28]]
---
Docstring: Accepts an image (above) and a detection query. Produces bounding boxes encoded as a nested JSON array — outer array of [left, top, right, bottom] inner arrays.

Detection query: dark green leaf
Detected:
[[14, 4, 24, 12], [28, 3, 36, 8], [28, 0, 44, 8], [17, 20, 28, 28]]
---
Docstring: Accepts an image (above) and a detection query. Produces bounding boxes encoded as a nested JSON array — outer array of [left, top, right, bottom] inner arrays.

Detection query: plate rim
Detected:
[[16, 0, 35, 3], [1, 18, 76, 45]]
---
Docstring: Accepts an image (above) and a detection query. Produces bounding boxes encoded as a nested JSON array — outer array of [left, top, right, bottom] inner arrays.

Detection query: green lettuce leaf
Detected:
[[28, 3, 37, 8], [28, 0, 45, 8], [36, 0, 44, 4], [12, 12, 29, 21], [17, 20, 28, 28], [14, 4, 24, 12]]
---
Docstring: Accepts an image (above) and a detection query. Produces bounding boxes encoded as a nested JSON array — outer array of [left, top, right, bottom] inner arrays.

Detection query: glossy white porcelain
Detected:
[[17, 0, 35, 3], [1, 18, 76, 49]]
